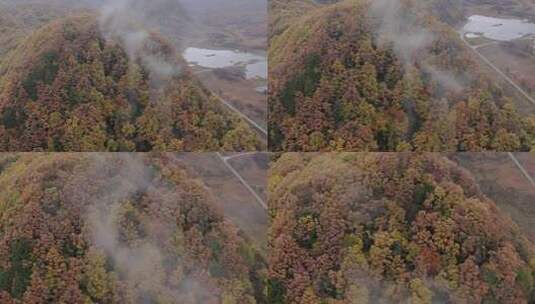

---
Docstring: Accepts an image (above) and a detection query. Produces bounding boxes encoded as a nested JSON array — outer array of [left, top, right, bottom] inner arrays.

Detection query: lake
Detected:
[[183, 47, 267, 79], [462, 15, 535, 41]]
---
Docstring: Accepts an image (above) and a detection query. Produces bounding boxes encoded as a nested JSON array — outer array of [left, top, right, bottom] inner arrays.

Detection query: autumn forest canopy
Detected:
[[268, 153, 535, 303], [0, 9, 262, 151], [268, 0, 535, 152], [0, 1, 534, 304], [0, 153, 267, 303]]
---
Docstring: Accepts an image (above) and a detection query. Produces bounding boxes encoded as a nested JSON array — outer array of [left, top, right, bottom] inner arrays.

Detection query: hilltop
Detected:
[[268, 0, 535, 152], [0, 13, 262, 151]]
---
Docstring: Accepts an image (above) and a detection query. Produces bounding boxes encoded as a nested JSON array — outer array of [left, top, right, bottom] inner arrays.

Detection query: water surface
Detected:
[[463, 15, 535, 41], [183, 47, 267, 79]]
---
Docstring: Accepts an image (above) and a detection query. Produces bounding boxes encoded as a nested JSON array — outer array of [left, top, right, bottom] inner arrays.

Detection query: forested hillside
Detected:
[[0, 1, 105, 64], [269, 0, 318, 39], [0, 11, 262, 151], [268, 0, 535, 152], [268, 153, 535, 303], [0, 153, 266, 303]]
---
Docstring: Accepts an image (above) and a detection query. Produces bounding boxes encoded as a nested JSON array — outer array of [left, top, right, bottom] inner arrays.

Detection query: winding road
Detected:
[[216, 152, 268, 210], [459, 31, 535, 107], [212, 92, 268, 137], [191, 69, 268, 139], [459, 32, 535, 189], [508, 152, 535, 189]]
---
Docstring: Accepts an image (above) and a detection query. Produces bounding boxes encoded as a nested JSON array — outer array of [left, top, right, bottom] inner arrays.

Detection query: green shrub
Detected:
[[22, 51, 59, 100], [0, 238, 33, 299]]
